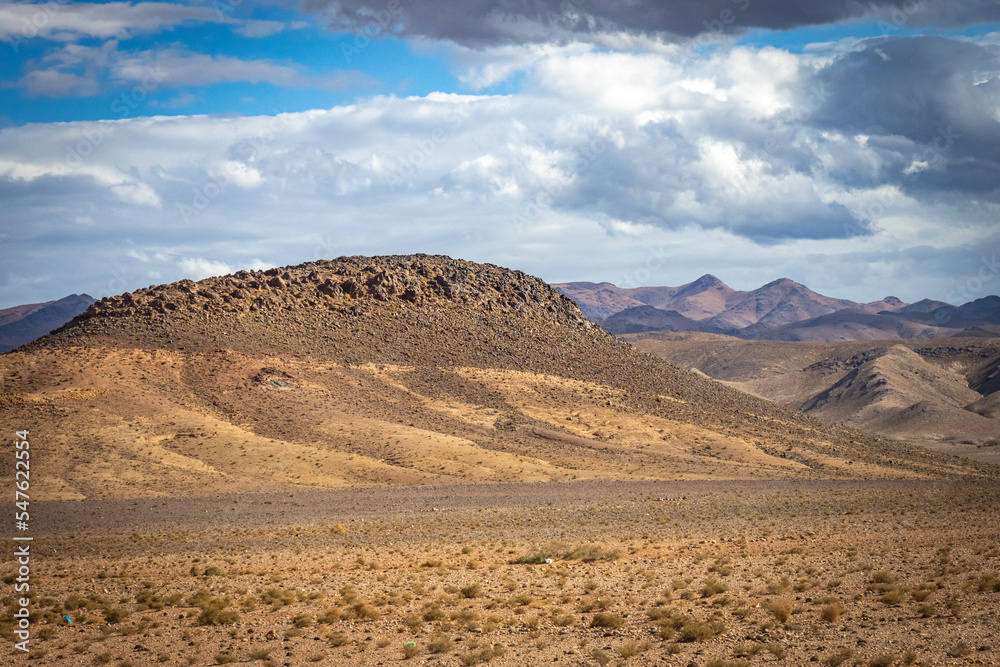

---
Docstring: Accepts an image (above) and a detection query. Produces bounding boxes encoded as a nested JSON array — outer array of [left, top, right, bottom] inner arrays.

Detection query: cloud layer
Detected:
[[304, 0, 1000, 46], [2, 32, 998, 307]]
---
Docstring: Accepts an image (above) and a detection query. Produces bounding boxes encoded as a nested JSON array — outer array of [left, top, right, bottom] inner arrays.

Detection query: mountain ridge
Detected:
[[4, 254, 988, 501], [555, 277, 999, 342]]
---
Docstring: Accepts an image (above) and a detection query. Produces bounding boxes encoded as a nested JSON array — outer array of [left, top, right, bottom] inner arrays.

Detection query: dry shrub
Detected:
[[700, 577, 728, 597], [767, 599, 793, 623], [428, 635, 454, 654], [460, 583, 483, 599], [348, 602, 379, 621], [590, 612, 625, 629], [821, 601, 843, 623], [823, 648, 854, 667]]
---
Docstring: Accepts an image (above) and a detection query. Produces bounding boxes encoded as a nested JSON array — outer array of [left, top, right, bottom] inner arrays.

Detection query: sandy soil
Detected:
[[5, 479, 1000, 666]]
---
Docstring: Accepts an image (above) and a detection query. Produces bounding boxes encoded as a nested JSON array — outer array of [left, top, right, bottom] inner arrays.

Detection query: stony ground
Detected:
[[5, 479, 1000, 666]]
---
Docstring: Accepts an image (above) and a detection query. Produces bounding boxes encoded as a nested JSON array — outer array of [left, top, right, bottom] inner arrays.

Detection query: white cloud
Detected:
[[14, 41, 378, 98], [0, 2, 222, 42], [177, 258, 233, 280], [0, 39, 996, 307], [111, 182, 162, 208], [0, 1, 295, 43]]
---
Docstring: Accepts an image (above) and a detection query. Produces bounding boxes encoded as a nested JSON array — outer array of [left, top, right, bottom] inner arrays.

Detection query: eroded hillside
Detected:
[[2, 256, 992, 499]]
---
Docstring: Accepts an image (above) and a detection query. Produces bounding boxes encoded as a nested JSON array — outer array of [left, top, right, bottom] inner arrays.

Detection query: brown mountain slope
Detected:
[[601, 305, 725, 335], [739, 309, 958, 342], [706, 278, 860, 330], [548, 281, 645, 321], [0, 293, 95, 352], [2, 256, 991, 500], [626, 331, 1000, 463], [555, 276, 890, 332]]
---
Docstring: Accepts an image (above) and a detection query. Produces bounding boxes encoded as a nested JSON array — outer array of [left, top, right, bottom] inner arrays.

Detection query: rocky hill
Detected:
[[2, 255, 993, 500]]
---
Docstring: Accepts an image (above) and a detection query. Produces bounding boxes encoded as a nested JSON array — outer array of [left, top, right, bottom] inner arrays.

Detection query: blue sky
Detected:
[[1, 0, 999, 308]]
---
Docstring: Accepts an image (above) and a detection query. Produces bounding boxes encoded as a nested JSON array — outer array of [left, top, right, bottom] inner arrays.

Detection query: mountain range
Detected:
[[0, 293, 94, 353], [554, 276, 999, 341], [3, 255, 982, 501]]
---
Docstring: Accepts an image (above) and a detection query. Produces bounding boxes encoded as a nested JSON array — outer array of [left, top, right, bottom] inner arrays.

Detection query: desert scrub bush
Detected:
[[564, 545, 621, 562], [550, 610, 575, 626], [317, 606, 342, 624], [428, 634, 454, 653], [701, 577, 728, 597], [866, 571, 895, 592], [134, 591, 166, 610], [591, 648, 612, 665], [513, 544, 620, 564], [766, 599, 793, 623], [868, 655, 895, 667], [707, 661, 749, 667], [820, 601, 843, 623], [328, 632, 349, 647], [259, 587, 297, 609], [708, 558, 734, 576], [460, 583, 483, 599], [451, 609, 482, 630], [590, 612, 625, 629], [347, 601, 379, 621], [823, 648, 854, 667], [102, 607, 130, 624], [656, 611, 723, 642], [971, 572, 1000, 592], [880, 587, 906, 606], [194, 592, 239, 627], [293, 613, 314, 628], [618, 641, 650, 658], [766, 576, 791, 594], [248, 648, 271, 661], [214, 652, 237, 664], [402, 642, 421, 659], [458, 643, 505, 665], [422, 603, 446, 622], [403, 614, 425, 631]]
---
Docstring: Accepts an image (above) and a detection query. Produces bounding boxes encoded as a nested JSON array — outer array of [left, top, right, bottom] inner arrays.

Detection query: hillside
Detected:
[[601, 305, 724, 335], [0, 293, 94, 352], [625, 331, 1000, 463], [2, 255, 990, 501]]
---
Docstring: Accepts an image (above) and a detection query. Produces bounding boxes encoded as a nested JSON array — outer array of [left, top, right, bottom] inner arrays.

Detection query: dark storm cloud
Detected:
[[302, 0, 1000, 46], [811, 36, 1000, 200]]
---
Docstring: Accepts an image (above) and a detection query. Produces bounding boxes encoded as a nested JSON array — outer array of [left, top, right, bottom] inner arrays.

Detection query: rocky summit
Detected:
[[3, 255, 996, 500]]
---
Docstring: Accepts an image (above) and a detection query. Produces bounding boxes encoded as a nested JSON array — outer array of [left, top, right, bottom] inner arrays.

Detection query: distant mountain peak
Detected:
[[690, 274, 726, 287], [761, 277, 805, 290]]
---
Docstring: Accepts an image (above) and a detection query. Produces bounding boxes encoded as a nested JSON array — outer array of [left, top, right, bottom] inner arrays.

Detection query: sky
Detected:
[[1, 1, 999, 308]]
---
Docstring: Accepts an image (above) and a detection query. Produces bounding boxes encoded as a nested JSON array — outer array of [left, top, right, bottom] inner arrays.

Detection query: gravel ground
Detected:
[[5, 479, 1000, 666]]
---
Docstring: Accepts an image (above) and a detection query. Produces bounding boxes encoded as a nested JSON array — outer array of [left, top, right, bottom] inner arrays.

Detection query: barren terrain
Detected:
[[625, 332, 1000, 465], [3, 256, 999, 665], [6, 480, 1000, 666]]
